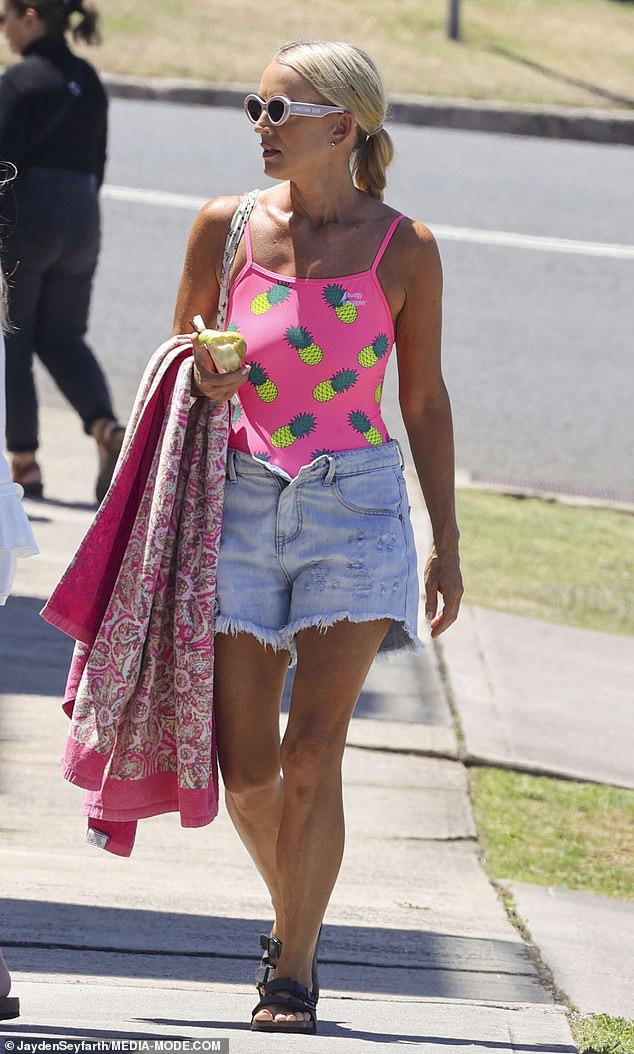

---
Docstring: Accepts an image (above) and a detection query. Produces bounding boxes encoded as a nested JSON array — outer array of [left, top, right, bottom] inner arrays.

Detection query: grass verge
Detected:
[[571, 1014, 634, 1054], [470, 768, 634, 1048], [470, 767, 634, 900], [1, 0, 632, 108], [455, 489, 634, 636]]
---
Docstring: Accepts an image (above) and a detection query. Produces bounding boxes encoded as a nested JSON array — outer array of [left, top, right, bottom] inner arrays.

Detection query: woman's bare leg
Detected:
[[214, 632, 291, 933], [253, 617, 390, 1025]]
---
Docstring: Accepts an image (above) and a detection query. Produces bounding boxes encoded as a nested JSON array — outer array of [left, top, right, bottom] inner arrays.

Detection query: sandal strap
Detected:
[[256, 932, 283, 991], [259, 933, 283, 961], [255, 962, 275, 988], [252, 977, 317, 1018]]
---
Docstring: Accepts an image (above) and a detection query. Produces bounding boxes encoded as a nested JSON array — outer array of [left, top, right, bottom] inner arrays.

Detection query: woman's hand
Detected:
[[424, 545, 463, 638], [190, 333, 251, 402]]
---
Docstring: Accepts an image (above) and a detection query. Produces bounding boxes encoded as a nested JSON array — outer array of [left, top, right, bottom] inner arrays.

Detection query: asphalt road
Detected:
[[36, 98, 634, 501]]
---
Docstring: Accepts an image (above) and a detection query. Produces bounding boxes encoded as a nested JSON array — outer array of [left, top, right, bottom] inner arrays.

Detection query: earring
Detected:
[[330, 141, 336, 149]]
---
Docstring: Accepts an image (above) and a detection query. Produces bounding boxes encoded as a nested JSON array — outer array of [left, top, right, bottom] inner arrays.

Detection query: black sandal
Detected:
[[251, 977, 317, 1034], [255, 933, 283, 997], [255, 924, 322, 1002]]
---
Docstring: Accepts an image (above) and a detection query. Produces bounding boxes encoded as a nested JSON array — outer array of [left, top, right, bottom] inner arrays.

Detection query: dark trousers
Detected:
[[3, 166, 116, 453]]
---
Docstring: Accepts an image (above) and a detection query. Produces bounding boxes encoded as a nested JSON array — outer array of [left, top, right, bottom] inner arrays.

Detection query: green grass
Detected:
[[470, 768, 634, 901], [1, 0, 632, 108], [571, 1014, 634, 1054], [456, 490, 634, 636]]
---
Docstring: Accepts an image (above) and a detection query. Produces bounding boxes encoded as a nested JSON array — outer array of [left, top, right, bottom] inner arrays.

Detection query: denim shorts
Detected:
[[215, 441, 422, 660]]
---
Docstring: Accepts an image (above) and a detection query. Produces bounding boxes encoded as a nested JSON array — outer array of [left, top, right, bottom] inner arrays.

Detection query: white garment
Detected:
[[0, 331, 38, 603]]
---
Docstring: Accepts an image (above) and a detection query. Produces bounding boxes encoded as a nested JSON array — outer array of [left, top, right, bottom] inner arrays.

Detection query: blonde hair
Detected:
[[275, 39, 394, 201]]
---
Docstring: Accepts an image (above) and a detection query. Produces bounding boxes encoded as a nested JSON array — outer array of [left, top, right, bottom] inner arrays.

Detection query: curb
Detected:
[[454, 470, 634, 514], [102, 73, 634, 147]]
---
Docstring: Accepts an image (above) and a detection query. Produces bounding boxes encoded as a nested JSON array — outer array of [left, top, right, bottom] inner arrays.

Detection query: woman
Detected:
[[173, 40, 463, 1034], [0, 0, 124, 502]]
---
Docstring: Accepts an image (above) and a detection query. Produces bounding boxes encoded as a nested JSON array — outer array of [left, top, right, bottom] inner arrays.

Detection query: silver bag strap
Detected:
[[215, 189, 259, 329]]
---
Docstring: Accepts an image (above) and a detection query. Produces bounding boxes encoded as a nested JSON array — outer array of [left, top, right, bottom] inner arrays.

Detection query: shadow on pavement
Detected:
[[1, 900, 536, 999], [0, 596, 73, 696]]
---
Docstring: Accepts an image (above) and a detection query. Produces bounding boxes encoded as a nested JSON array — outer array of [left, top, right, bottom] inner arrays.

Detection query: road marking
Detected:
[[101, 184, 634, 260], [102, 184, 207, 210], [429, 224, 634, 259]]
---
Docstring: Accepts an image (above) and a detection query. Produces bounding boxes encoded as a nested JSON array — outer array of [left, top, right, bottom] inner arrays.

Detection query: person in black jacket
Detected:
[[0, 0, 124, 501]]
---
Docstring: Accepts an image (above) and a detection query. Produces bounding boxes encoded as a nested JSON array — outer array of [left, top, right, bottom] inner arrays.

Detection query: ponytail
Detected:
[[352, 127, 394, 202], [11, 0, 102, 45], [70, 0, 101, 46]]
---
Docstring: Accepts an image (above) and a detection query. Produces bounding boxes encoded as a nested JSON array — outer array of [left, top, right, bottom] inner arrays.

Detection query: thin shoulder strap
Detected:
[[371, 214, 404, 274], [216, 189, 259, 329], [242, 219, 254, 266]]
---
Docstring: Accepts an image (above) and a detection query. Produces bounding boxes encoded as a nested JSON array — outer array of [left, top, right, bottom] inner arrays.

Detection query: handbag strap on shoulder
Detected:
[[216, 188, 259, 330]]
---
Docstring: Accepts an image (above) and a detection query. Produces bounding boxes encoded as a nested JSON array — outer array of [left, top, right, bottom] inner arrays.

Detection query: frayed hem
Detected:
[[214, 615, 291, 653], [213, 612, 423, 663], [283, 611, 424, 659]]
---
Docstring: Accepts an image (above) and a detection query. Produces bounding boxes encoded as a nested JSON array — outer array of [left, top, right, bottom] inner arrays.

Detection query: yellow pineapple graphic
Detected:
[[323, 283, 358, 324], [349, 410, 383, 446], [250, 282, 291, 315], [248, 361, 278, 402], [313, 368, 358, 403], [285, 325, 323, 365], [358, 333, 389, 368], [374, 381, 383, 404], [271, 412, 317, 449]]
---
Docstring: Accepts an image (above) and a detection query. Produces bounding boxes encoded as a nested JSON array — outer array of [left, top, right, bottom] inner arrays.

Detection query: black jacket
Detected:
[[0, 34, 107, 186]]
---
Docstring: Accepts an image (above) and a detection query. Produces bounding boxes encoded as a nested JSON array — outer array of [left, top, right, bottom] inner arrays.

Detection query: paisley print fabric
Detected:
[[42, 337, 229, 855]]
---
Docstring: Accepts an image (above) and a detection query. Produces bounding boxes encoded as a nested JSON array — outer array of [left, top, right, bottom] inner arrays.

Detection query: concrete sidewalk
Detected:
[[434, 560, 634, 1020], [0, 405, 581, 1050], [438, 604, 634, 790]]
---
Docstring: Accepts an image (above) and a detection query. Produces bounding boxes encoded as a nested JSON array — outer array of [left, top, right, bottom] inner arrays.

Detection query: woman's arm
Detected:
[[172, 194, 250, 401], [394, 221, 463, 637]]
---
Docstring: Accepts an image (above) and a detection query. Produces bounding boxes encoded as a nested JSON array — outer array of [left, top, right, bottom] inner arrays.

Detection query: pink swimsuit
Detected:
[[227, 215, 404, 477]]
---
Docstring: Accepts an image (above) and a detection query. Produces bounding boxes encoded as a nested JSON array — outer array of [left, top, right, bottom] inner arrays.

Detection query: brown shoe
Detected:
[[11, 452, 43, 499], [93, 419, 126, 503]]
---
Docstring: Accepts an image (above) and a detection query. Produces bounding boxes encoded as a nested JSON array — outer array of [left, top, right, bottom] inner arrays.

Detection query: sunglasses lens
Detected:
[[246, 97, 263, 122], [267, 98, 286, 124]]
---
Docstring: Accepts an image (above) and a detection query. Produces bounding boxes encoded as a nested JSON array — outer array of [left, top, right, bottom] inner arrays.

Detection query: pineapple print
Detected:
[[254, 451, 271, 462], [227, 321, 239, 332], [374, 381, 383, 404], [311, 448, 334, 460], [349, 410, 384, 446], [358, 333, 389, 368], [250, 282, 291, 315], [285, 325, 323, 365], [271, 412, 316, 449], [248, 361, 278, 402], [322, 283, 358, 324], [313, 367, 358, 403]]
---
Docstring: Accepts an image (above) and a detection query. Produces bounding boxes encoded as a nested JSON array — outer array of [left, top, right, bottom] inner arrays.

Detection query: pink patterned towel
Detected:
[[42, 337, 229, 856]]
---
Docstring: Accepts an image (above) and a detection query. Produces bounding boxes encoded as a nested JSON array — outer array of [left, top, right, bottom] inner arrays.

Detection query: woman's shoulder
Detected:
[[194, 193, 244, 232], [389, 211, 439, 262]]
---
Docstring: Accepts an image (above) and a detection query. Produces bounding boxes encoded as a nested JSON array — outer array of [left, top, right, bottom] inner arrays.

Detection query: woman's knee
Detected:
[[280, 730, 344, 796], [221, 756, 281, 800]]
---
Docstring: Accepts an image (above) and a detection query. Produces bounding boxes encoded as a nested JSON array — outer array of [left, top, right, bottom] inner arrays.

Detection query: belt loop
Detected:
[[324, 456, 336, 485], [395, 440, 405, 469], [226, 448, 238, 483]]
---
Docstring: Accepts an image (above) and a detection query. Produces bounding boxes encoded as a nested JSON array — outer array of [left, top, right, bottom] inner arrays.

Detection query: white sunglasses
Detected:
[[244, 93, 345, 126]]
